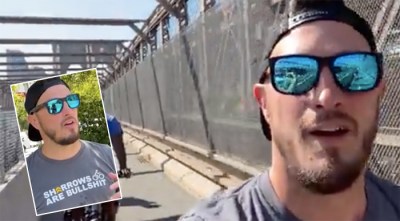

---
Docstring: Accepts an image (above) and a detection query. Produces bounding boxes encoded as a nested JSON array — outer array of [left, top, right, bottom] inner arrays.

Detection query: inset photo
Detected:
[[10, 68, 122, 216]]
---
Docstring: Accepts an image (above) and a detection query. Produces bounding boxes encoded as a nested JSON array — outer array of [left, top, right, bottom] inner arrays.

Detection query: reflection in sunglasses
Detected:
[[30, 94, 80, 115], [270, 52, 381, 95], [46, 94, 80, 115]]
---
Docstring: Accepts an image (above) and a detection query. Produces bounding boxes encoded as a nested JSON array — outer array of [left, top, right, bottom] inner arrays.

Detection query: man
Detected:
[[180, 0, 400, 220], [106, 113, 131, 178], [70, 114, 131, 221], [24, 77, 121, 216]]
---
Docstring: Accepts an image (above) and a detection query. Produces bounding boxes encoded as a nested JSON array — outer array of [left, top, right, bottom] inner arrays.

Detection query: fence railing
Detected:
[[0, 111, 24, 184], [104, 0, 400, 183]]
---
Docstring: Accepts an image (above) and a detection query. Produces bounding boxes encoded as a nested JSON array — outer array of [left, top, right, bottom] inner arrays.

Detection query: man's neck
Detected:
[[269, 148, 367, 221], [41, 139, 82, 160]]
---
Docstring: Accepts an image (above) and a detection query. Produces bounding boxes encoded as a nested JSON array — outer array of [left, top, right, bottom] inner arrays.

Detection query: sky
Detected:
[[0, 0, 158, 72]]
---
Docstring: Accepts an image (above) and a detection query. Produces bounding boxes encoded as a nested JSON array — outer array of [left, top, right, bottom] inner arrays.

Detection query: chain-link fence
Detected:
[[343, 0, 400, 183], [104, 0, 400, 183], [0, 111, 24, 184], [0, 86, 15, 111]]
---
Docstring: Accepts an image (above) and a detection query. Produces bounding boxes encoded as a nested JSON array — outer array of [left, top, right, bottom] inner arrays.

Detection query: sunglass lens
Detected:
[[47, 99, 63, 114], [66, 94, 80, 109], [273, 56, 318, 94], [333, 53, 379, 92]]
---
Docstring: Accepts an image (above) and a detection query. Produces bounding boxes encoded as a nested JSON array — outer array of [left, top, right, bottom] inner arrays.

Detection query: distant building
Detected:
[[31, 66, 46, 75], [52, 42, 118, 75], [6, 49, 28, 76]]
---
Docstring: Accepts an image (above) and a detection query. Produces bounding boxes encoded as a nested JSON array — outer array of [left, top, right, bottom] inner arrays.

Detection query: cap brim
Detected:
[[28, 124, 42, 141]]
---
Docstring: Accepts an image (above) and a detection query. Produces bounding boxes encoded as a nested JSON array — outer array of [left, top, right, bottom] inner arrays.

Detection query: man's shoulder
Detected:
[[81, 140, 112, 154], [106, 114, 115, 119], [81, 140, 115, 167], [26, 148, 43, 165], [180, 175, 262, 221], [179, 190, 241, 221], [106, 114, 119, 124], [367, 170, 400, 199]]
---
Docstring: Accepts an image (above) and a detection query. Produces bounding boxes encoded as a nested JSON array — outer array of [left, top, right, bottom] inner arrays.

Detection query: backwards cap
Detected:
[[24, 77, 70, 141]]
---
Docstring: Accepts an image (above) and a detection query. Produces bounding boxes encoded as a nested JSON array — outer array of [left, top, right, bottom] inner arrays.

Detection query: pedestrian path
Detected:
[[116, 137, 197, 221]]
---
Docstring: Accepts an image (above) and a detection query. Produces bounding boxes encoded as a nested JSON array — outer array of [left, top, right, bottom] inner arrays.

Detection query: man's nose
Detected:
[[311, 67, 345, 110], [61, 101, 75, 115]]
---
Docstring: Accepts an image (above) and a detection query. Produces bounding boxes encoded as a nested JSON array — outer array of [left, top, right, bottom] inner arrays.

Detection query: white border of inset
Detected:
[[9, 68, 123, 217]]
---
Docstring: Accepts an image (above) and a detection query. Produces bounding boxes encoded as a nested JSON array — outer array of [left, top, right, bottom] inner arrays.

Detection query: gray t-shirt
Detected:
[[180, 170, 400, 221], [26, 140, 116, 215]]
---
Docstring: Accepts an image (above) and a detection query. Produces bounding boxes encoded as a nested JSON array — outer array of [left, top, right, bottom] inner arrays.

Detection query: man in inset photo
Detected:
[[23, 76, 121, 216]]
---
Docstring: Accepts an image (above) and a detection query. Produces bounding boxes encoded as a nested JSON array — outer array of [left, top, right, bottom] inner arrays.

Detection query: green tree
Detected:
[[11, 84, 29, 132], [61, 70, 110, 145]]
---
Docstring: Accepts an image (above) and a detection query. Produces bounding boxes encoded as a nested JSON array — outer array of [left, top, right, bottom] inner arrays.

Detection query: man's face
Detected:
[[254, 21, 385, 194], [30, 84, 80, 145]]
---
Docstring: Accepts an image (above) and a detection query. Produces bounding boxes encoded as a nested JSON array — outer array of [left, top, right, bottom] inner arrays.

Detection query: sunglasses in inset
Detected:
[[259, 52, 383, 95], [30, 94, 80, 115]]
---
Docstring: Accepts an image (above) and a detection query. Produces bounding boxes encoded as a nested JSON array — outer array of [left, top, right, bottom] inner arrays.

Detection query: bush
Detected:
[[11, 86, 29, 131], [61, 70, 110, 145]]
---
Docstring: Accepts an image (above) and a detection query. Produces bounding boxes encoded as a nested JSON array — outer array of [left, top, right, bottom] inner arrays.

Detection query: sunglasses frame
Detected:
[[30, 93, 81, 115], [261, 51, 383, 95]]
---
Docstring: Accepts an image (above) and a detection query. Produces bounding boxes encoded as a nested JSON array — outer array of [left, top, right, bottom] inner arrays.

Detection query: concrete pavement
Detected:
[[0, 163, 39, 221], [121, 125, 247, 198], [116, 138, 197, 221]]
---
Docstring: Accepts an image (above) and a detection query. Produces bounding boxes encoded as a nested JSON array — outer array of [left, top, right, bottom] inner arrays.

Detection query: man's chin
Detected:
[[289, 156, 366, 195], [56, 133, 80, 146]]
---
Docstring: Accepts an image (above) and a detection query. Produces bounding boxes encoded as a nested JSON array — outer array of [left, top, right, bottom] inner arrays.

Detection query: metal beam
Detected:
[[0, 39, 130, 45], [0, 73, 105, 80], [0, 78, 49, 82], [104, 69, 112, 76], [0, 52, 116, 57], [0, 77, 57, 81], [0, 68, 107, 73], [129, 23, 152, 44], [377, 0, 400, 50], [156, 0, 182, 19], [372, 0, 393, 41], [0, 82, 31, 85], [0, 61, 113, 66], [0, 77, 94, 82], [0, 16, 147, 26], [0, 76, 106, 82], [118, 43, 132, 58]]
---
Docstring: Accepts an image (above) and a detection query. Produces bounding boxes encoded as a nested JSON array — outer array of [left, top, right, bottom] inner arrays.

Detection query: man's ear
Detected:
[[253, 83, 270, 122], [28, 114, 40, 130]]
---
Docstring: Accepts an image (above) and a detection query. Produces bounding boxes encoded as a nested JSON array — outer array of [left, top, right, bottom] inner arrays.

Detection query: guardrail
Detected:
[[0, 111, 24, 184], [103, 0, 400, 184]]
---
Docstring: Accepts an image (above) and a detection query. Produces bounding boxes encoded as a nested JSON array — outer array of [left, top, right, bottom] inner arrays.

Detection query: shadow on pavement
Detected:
[[143, 214, 182, 221], [120, 196, 160, 208], [0, 166, 40, 221], [131, 169, 163, 177]]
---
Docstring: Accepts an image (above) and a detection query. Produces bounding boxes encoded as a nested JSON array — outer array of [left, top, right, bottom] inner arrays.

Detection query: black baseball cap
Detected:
[[24, 77, 70, 141], [258, 0, 377, 140]]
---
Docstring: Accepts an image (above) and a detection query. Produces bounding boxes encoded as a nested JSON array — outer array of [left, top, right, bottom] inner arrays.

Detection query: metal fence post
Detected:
[[0, 112, 6, 184]]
